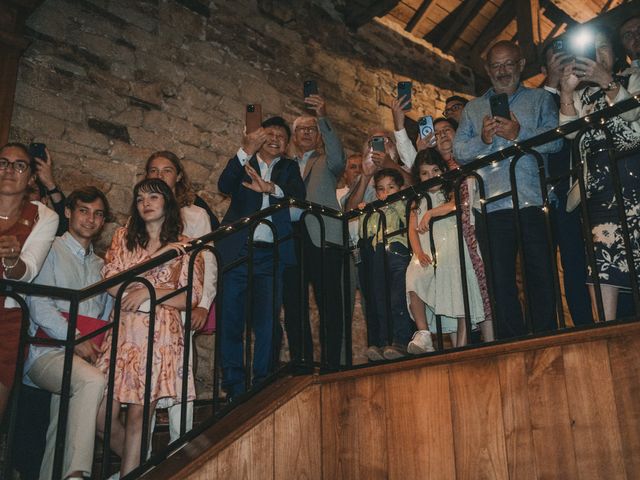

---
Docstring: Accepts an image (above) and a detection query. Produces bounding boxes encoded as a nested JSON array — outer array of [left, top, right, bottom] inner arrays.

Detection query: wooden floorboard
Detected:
[[449, 358, 509, 480], [563, 341, 627, 480], [608, 334, 640, 479], [497, 352, 537, 480], [384, 366, 456, 480]]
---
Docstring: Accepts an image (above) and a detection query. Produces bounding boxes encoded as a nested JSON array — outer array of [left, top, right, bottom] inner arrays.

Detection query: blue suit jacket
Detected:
[[217, 154, 305, 267]]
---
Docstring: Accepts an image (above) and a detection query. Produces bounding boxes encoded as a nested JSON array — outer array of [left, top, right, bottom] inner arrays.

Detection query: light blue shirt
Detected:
[[24, 232, 112, 385], [453, 84, 563, 211], [236, 148, 284, 242]]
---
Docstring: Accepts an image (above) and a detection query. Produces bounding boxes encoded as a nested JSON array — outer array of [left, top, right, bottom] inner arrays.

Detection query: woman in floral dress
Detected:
[[560, 25, 640, 321], [96, 178, 203, 476]]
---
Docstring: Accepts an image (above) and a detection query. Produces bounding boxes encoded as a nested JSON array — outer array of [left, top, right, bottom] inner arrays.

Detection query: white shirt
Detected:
[[3, 201, 58, 308], [235, 148, 284, 243], [181, 204, 216, 310]]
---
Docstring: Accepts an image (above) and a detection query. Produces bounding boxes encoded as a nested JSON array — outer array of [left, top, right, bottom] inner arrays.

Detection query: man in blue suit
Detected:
[[217, 116, 305, 398]]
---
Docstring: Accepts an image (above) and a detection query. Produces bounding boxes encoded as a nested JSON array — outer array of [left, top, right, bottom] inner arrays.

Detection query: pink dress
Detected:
[[96, 227, 203, 405]]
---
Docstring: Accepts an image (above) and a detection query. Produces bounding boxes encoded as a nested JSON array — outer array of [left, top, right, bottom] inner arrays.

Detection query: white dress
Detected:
[[405, 192, 484, 333]]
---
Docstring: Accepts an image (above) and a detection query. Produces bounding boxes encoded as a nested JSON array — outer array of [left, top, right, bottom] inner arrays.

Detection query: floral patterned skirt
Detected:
[[96, 307, 195, 406], [587, 150, 640, 289]]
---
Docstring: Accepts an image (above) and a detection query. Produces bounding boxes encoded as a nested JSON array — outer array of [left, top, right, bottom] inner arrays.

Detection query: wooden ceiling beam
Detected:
[[340, 0, 401, 29], [439, 0, 486, 51], [405, 0, 433, 34], [469, 1, 516, 60], [516, 0, 542, 65]]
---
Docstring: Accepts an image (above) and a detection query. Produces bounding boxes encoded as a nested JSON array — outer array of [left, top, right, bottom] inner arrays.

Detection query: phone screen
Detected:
[[28, 143, 47, 161], [371, 136, 385, 152], [303, 80, 318, 98], [397, 81, 412, 111], [490, 94, 510, 119], [418, 116, 434, 141]]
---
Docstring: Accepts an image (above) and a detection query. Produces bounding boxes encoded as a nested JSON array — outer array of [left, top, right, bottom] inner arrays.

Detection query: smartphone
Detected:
[[303, 80, 318, 98], [245, 104, 262, 134], [397, 81, 412, 110], [490, 93, 510, 119], [28, 142, 47, 161], [552, 39, 565, 54], [572, 39, 596, 61], [371, 136, 385, 152], [418, 116, 434, 140]]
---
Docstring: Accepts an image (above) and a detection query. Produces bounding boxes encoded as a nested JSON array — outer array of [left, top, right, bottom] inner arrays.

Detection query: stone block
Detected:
[[84, 156, 138, 186], [14, 82, 85, 124], [143, 110, 202, 147], [88, 118, 131, 143], [11, 106, 66, 139], [64, 128, 111, 153], [181, 158, 213, 185], [108, 141, 154, 165]]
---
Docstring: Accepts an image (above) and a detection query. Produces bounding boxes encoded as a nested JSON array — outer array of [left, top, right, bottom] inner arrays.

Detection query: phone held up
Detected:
[[397, 81, 412, 111], [28, 142, 47, 161], [246, 104, 263, 134], [370, 136, 385, 153], [489, 93, 510, 120], [418, 116, 435, 145], [303, 80, 318, 99]]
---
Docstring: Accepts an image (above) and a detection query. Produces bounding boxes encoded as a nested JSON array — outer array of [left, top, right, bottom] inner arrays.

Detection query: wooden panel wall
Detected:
[[173, 325, 640, 480]]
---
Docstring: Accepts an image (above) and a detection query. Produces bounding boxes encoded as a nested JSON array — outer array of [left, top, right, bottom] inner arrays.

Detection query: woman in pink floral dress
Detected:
[[96, 178, 203, 476]]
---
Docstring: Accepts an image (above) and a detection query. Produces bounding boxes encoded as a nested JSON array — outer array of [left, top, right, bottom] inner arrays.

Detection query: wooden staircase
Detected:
[[139, 321, 640, 479]]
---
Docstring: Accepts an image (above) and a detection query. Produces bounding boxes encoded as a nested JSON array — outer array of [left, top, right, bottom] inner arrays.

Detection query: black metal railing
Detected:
[[1, 92, 639, 479]]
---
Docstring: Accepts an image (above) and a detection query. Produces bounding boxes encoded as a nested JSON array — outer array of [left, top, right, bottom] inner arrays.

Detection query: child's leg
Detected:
[[408, 291, 429, 331], [480, 319, 495, 342], [452, 317, 468, 348], [120, 401, 157, 476], [388, 245, 413, 346]]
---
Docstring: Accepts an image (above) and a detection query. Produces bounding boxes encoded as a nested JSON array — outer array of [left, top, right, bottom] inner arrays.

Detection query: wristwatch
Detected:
[[604, 80, 619, 91]]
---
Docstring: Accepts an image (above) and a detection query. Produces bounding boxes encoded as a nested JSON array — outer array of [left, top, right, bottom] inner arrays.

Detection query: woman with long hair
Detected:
[[96, 178, 203, 476]]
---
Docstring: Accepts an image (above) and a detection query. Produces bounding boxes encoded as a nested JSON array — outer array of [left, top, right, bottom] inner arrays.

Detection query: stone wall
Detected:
[[9, 0, 475, 367]]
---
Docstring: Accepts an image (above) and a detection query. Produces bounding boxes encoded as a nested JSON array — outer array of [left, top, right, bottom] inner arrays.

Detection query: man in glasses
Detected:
[[620, 15, 640, 70], [443, 95, 469, 124], [453, 40, 562, 339], [283, 93, 346, 371]]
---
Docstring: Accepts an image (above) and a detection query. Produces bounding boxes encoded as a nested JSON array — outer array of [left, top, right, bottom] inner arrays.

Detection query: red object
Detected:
[[199, 303, 216, 335], [35, 312, 108, 347]]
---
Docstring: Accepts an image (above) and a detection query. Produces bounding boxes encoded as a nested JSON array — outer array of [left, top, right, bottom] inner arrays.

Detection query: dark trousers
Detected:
[[550, 194, 593, 326], [220, 246, 282, 398], [475, 207, 557, 338], [11, 385, 50, 480], [282, 224, 344, 369], [358, 241, 413, 347]]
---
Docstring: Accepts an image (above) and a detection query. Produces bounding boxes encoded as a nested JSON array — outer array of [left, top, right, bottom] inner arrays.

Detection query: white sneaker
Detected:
[[407, 330, 434, 354]]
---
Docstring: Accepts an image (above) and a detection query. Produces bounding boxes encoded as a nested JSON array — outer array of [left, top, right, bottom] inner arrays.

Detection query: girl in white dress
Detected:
[[406, 151, 485, 352]]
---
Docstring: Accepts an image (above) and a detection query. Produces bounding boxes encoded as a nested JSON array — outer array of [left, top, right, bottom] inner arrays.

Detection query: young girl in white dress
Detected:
[[406, 150, 485, 352]]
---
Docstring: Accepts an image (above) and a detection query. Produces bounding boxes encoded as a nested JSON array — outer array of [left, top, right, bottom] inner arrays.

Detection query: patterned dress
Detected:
[[573, 78, 640, 289], [444, 157, 492, 322], [95, 228, 203, 405]]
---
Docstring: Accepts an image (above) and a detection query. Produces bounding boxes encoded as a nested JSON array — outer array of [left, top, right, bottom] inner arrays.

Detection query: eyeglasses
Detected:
[[443, 103, 464, 117], [0, 158, 30, 173], [488, 60, 520, 71], [621, 27, 640, 42], [295, 126, 318, 133]]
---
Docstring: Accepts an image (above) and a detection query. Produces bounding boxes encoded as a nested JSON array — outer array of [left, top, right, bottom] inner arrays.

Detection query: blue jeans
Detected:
[[359, 242, 413, 347], [220, 247, 282, 398]]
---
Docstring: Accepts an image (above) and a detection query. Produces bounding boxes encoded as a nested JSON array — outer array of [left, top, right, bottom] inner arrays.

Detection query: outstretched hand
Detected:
[[242, 165, 274, 194]]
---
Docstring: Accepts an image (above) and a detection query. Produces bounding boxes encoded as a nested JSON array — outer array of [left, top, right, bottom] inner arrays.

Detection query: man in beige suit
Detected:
[[284, 93, 346, 370]]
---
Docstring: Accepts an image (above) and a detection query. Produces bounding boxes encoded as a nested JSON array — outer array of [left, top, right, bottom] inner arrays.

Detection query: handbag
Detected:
[[565, 150, 588, 213]]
